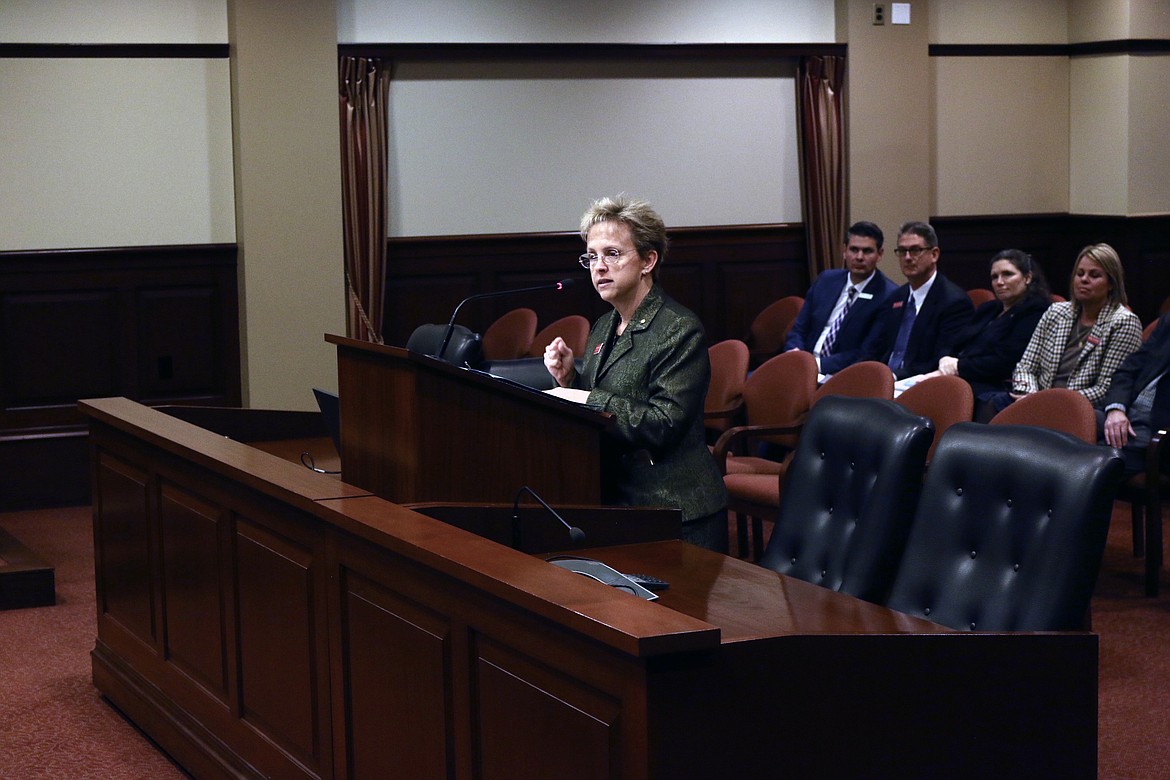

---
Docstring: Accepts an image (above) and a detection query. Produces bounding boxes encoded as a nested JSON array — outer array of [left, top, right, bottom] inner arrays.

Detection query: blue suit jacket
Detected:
[[866, 273, 975, 380], [784, 268, 899, 375]]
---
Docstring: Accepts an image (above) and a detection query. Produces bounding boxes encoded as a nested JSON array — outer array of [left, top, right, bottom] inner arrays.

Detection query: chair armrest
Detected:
[[704, 400, 744, 424], [712, 420, 804, 474], [1145, 429, 1167, 478]]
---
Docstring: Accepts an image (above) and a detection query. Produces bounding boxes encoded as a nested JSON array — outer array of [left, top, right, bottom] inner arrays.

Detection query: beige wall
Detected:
[[228, 0, 345, 409], [1068, 0, 1170, 216], [931, 0, 1068, 44], [1129, 53, 1170, 214], [933, 56, 1070, 216], [0, 58, 235, 251], [837, 0, 932, 283]]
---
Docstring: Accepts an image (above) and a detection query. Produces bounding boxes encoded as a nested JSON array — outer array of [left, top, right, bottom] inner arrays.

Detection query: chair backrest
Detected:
[[740, 349, 818, 449], [406, 323, 484, 368], [1142, 318, 1159, 342], [705, 339, 751, 435], [759, 396, 934, 603], [885, 422, 1124, 631], [481, 307, 538, 361], [813, 360, 895, 404], [988, 388, 1096, 444], [894, 375, 974, 462], [748, 296, 803, 364], [528, 315, 590, 357], [967, 288, 996, 307]]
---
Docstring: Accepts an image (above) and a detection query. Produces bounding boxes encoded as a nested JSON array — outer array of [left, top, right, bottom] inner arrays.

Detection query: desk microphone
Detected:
[[437, 279, 574, 360], [511, 485, 586, 550]]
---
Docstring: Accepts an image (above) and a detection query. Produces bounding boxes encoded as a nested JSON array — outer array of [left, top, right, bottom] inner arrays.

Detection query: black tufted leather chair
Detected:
[[885, 422, 1125, 631], [406, 323, 485, 369], [757, 395, 934, 603]]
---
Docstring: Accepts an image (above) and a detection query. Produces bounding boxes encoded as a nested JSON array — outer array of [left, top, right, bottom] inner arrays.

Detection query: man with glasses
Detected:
[[785, 221, 899, 375], [866, 221, 973, 380]]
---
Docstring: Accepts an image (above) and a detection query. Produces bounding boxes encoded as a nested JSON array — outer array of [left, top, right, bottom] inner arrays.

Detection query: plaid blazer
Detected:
[[574, 284, 727, 522], [1012, 301, 1142, 405]]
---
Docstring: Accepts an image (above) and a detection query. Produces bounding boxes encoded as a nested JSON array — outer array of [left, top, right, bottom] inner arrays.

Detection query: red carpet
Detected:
[[0, 503, 1166, 778]]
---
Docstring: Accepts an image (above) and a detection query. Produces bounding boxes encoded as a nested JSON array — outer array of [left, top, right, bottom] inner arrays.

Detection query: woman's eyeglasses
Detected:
[[578, 248, 637, 269]]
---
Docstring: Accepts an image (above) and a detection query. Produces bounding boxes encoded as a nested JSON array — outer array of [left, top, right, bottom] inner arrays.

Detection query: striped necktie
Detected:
[[821, 286, 857, 357]]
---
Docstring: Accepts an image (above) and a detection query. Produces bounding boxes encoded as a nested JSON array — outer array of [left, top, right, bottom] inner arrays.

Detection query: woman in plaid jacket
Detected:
[[1010, 243, 1142, 406]]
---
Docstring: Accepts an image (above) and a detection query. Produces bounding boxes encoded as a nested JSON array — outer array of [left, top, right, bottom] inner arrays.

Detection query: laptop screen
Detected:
[[312, 388, 341, 453]]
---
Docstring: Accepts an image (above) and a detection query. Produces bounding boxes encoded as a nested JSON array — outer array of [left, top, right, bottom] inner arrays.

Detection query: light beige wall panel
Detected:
[[388, 60, 799, 237], [0, 0, 226, 43], [1128, 0, 1170, 38], [228, 0, 344, 409], [933, 57, 1069, 216], [0, 58, 235, 251], [930, 0, 1068, 44], [1070, 0, 1130, 43], [339, 0, 836, 43], [1127, 54, 1170, 215], [1069, 55, 1129, 214]]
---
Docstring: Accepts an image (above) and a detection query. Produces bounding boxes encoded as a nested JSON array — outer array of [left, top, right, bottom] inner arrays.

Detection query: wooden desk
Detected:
[[79, 397, 1096, 780]]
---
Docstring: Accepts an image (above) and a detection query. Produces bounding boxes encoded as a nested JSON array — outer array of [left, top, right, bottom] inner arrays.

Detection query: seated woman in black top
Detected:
[[930, 250, 1050, 421]]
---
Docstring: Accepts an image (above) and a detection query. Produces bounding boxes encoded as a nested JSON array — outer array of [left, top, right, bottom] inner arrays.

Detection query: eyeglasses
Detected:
[[578, 248, 637, 269], [893, 245, 934, 259]]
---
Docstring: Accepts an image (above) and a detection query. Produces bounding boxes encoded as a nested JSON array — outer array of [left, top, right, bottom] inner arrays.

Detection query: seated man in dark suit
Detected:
[[865, 221, 974, 380], [784, 221, 899, 375], [1100, 312, 1170, 474]]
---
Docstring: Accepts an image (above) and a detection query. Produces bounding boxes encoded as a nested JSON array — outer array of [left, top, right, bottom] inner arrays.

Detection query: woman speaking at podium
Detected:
[[543, 195, 729, 552]]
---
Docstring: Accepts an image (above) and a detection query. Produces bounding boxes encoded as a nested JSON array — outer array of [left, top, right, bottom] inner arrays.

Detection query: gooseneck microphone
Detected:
[[437, 278, 574, 361], [511, 485, 586, 551]]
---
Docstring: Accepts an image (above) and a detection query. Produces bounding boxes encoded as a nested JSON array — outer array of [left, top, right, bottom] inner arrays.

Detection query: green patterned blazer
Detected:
[[573, 284, 727, 522]]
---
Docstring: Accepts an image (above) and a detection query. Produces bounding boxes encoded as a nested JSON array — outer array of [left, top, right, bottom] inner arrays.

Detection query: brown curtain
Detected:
[[797, 55, 846, 278], [339, 56, 391, 343]]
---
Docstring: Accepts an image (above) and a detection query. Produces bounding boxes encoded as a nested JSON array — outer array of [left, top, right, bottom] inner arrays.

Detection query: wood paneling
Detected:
[[0, 243, 240, 509], [933, 213, 1170, 324], [384, 225, 809, 349]]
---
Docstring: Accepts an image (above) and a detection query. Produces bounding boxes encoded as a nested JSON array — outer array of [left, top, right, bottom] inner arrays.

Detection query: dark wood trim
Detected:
[[931, 212, 1170, 325], [0, 243, 241, 510], [931, 40, 1170, 57], [1071, 39, 1170, 56], [0, 43, 229, 58], [383, 224, 808, 349], [340, 42, 846, 61]]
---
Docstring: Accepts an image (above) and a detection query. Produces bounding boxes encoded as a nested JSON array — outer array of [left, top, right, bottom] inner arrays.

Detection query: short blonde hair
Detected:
[[580, 194, 668, 279]]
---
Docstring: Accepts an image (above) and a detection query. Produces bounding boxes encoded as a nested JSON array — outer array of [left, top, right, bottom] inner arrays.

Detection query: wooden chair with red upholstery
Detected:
[[967, 288, 996, 307], [894, 375, 974, 463], [717, 358, 895, 560], [527, 314, 590, 358], [746, 295, 803, 367], [814, 360, 896, 403], [988, 387, 1096, 444], [481, 307, 538, 361], [703, 339, 750, 444], [712, 350, 818, 558]]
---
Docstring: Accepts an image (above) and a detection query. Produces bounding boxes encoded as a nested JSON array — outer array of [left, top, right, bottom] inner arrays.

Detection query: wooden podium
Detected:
[[327, 334, 611, 504]]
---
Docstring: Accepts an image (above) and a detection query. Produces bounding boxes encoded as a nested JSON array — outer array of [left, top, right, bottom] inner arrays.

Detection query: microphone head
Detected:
[[556, 278, 574, 290], [568, 526, 587, 545]]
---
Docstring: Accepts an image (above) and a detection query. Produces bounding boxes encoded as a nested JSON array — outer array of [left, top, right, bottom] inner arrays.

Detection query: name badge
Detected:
[[594, 343, 604, 355], [1087, 335, 1101, 346], [893, 301, 904, 309], [857, 292, 874, 300]]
